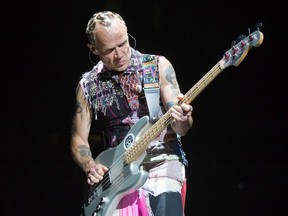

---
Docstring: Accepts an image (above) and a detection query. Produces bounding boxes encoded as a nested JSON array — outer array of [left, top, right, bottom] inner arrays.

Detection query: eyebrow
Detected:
[[102, 39, 127, 52]]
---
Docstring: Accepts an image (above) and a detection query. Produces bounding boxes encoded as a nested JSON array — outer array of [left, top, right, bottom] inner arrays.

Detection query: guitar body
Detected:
[[83, 116, 152, 216]]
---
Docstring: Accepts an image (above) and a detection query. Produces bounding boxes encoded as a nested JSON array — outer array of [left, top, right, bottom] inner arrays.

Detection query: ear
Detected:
[[87, 43, 99, 55]]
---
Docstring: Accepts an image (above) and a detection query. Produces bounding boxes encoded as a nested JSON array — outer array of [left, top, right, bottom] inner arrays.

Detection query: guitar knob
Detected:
[[241, 41, 247, 47], [230, 34, 246, 47], [100, 197, 108, 203]]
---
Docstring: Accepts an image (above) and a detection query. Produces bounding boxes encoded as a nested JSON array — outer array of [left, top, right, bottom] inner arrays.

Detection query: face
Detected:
[[90, 19, 131, 72]]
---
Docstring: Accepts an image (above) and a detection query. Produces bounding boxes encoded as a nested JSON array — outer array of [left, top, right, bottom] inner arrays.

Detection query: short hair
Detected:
[[86, 11, 126, 45]]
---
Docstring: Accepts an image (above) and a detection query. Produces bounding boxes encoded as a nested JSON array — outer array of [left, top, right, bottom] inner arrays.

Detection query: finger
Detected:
[[182, 105, 193, 115], [99, 165, 109, 173], [88, 164, 108, 176], [94, 168, 105, 177], [188, 105, 193, 112], [93, 170, 105, 180], [171, 105, 183, 115], [181, 104, 192, 112], [176, 93, 184, 99], [171, 112, 187, 122], [87, 174, 99, 185], [87, 170, 100, 181], [171, 112, 181, 120]]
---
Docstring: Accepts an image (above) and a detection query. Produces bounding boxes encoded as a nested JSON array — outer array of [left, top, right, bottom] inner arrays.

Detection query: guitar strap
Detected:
[[142, 56, 160, 123]]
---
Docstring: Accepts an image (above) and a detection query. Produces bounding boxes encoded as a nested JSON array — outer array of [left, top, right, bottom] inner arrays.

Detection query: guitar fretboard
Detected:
[[124, 29, 264, 164]]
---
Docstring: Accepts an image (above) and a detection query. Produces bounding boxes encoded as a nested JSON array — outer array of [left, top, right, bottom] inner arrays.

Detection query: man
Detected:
[[71, 11, 193, 216]]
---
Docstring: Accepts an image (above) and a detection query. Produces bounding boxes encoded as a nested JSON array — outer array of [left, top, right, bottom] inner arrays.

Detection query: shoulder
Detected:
[[158, 56, 171, 65], [80, 63, 103, 82], [158, 56, 174, 74]]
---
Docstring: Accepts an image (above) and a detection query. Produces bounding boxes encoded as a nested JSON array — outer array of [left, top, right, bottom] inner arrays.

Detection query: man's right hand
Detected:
[[87, 164, 109, 185]]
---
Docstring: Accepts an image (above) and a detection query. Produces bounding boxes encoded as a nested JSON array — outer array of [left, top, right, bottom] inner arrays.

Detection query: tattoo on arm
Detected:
[[165, 65, 180, 98], [78, 144, 93, 171], [78, 144, 92, 157], [165, 65, 179, 89], [167, 101, 176, 109], [75, 100, 82, 113], [71, 100, 83, 134]]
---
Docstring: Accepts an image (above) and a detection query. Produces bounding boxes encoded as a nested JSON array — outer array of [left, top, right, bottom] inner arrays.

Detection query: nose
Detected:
[[114, 46, 121, 58]]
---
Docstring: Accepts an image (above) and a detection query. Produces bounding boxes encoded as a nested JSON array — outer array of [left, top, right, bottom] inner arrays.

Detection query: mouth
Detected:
[[116, 59, 127, 68]]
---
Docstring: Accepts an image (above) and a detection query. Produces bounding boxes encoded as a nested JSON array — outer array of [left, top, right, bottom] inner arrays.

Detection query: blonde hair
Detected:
[[86, 11, 126, 45]]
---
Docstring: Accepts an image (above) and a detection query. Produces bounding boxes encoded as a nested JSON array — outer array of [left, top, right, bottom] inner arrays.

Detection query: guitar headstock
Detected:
[[221, 26, 264, 69]]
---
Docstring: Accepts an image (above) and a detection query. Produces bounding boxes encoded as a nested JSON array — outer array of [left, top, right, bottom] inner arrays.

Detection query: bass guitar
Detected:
[[83, 27, 264, 216]]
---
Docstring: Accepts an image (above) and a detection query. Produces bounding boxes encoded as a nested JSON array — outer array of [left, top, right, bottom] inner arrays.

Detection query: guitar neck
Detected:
[[124, 29, 264, 164], [124, 59, 225, 164], [180, 60, 225, 106]]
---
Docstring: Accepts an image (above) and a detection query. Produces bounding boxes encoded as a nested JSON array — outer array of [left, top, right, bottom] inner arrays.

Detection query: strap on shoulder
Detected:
[[142, 56, 160, 123]]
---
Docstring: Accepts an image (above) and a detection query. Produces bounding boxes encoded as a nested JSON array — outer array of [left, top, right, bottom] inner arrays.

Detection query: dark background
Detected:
[[1, 0, 287, 215]]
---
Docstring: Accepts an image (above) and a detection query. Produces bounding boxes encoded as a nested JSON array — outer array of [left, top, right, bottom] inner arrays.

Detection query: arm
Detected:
[[158, 57, 193, 136], [70, 83, 108, 185]]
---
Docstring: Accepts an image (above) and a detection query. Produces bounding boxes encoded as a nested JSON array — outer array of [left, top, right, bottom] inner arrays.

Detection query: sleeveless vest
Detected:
[[79, 48, 187, 165]]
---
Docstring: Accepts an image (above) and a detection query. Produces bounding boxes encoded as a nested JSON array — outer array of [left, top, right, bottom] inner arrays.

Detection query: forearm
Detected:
[[71, 136, 95, 173]]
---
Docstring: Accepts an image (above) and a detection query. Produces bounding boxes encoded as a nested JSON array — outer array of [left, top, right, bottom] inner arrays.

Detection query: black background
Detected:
[[1, 0, 287, 215]]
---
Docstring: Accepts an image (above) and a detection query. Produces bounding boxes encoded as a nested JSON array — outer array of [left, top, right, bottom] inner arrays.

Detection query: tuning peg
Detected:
[[231, 34, 246, 47]]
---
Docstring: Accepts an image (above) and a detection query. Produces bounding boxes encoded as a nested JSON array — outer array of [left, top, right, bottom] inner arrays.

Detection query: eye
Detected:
[[102, 48, 114, 55], [119, 40, 127, 47]]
